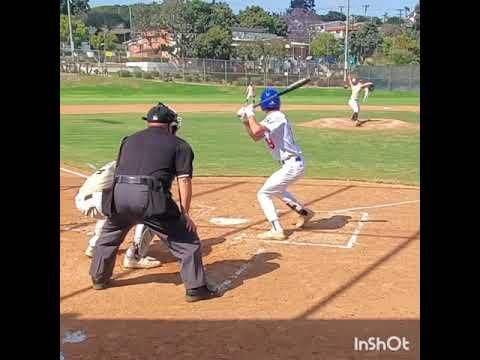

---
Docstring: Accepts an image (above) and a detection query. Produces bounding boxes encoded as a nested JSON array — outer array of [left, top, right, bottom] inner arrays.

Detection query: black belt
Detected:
[[116, 175, 160, 190], [281, 156, 302, 165]]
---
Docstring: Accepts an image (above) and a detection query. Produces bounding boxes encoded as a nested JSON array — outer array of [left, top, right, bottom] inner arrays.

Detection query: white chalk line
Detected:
[[215, 247, 265, 293], [60, 167, 88, 179], [345, 212, 369, 248], [314, 200, 419, 214], [263, 211, 369, 249]]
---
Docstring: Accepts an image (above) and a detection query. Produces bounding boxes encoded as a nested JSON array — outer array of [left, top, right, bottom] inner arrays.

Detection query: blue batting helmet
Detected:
[[260, 87, 281, 111]]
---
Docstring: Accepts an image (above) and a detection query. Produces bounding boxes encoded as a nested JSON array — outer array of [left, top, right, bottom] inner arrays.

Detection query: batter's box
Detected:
[[263, 211, 369, 248]]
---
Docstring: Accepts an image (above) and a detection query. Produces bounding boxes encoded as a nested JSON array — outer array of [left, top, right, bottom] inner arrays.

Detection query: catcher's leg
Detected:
[[85, 219, 107, 258], [123, 224, 161, 269]]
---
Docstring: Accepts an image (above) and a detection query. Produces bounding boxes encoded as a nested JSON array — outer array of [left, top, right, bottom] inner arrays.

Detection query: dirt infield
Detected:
[[299, 118, 420, 131], [60, 103, 420, 115], [61, 166, 420, 359]]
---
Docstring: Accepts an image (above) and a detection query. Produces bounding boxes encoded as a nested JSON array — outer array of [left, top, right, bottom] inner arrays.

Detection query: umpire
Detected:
[[90, 102, 219, 302]]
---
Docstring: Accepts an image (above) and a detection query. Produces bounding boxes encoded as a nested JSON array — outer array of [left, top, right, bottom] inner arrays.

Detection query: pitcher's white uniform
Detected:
[[348, 83, 362, 113], [257, 111, 307, 224]]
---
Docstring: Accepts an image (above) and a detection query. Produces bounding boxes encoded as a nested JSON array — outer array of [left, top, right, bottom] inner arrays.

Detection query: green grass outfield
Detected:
[[61, 76, 420, 106], [61, 110, 419, 185]]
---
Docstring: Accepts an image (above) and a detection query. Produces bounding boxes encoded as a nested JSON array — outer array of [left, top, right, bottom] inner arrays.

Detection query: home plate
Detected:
[[209, 217, 250, 226]]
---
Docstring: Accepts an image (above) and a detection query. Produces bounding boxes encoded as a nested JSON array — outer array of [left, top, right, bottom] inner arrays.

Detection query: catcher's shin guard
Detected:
[[131, 224, 155, 258]]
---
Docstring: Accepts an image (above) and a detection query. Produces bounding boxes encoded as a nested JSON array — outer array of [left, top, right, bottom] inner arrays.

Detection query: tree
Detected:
[[237, 6, 287, 36], [90, 30, 118, 51], [60, 14, 88, 47], [192, 25, 232, 59], [319, 11, 346, 22], [211, 2, 236, 28], [271, 14, 288, 37], [382, 23, 403, 37], [234, 39, 288, 60], [386, 16, 405, 25], [348, 23, 382, 64], [414, 3, 420, 33], [382, 33, 419, 64], [290, 0, 315, 12], [310, 32, 341, 58], [60, 0, 90, 16], [85, 11, 127, 30]]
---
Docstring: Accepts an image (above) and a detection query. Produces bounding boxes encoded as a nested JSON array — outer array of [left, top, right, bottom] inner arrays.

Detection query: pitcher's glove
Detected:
[[367, 83, 375, 92]]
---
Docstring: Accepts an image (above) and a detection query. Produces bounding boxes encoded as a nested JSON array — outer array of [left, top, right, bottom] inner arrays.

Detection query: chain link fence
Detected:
[[60, 48, 419, 91]]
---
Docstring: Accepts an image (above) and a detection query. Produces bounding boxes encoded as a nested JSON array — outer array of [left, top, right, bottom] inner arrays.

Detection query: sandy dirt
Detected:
[[60, 165, 420, 359], [60, 103, 420, 115], [299, 118, 420, 131]]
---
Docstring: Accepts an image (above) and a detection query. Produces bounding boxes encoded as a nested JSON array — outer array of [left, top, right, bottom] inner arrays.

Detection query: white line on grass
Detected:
[[60, 167, 88, 178]]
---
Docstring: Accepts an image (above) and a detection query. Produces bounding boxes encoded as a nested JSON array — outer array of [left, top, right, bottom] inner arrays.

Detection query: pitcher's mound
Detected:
[[299, 118, 419, 131]]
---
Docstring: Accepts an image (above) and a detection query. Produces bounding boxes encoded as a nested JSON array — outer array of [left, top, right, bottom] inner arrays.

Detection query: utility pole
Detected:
[[66, 0, 75, 62], [362, 4, 370, 16], [397, 9, 404, 18], [339, 6, 344, 13], [129, 6, 135, 39], [343, 0, 350, 82]]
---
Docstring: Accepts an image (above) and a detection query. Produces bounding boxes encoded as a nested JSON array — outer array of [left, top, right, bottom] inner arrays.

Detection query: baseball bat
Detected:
[[253, 77, 311, 109]]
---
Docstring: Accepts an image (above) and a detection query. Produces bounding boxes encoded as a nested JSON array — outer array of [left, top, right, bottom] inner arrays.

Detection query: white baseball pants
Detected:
[[257, 156, 306, 222], [348, 99, 360, 113]]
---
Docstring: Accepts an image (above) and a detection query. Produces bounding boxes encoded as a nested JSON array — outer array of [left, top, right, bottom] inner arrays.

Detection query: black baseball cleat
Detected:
[[91, 277, 110, 290], [185, 285, 221, 303]]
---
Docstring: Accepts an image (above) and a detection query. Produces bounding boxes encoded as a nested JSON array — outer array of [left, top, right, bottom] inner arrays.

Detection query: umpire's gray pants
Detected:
[[89, 183, 206, 290]]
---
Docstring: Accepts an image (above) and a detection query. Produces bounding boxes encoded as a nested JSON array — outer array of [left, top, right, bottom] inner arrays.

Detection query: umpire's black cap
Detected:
[[142, 103, 178, 123]]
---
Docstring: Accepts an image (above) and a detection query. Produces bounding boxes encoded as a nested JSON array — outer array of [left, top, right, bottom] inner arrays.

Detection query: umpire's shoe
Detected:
[[185, 285, 220, 303], [91, 277, 110, 290]]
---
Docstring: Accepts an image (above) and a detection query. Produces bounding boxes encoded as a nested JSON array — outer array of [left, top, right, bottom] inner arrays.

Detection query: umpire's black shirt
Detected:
[[115, 126, 194, 194]]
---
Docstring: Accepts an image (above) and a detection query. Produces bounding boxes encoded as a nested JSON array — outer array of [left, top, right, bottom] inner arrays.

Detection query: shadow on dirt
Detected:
[[110, 251, 281, 294], [303, 215, 352, 230], [59, 317, 419, 360]]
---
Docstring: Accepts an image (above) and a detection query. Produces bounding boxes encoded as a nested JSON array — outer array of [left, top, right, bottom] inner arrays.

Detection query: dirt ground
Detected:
[[299, 118, 420, 131], [60, 166, 420, 359], [60, 103, 420, 115]]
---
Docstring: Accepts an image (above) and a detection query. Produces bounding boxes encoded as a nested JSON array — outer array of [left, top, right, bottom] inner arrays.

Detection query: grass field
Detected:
[[60, 76, 420, 106], [61, 110, 419, 185]]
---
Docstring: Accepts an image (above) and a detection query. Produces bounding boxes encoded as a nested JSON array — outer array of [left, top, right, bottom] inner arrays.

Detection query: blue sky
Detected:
[[89, 0, 418, 17]]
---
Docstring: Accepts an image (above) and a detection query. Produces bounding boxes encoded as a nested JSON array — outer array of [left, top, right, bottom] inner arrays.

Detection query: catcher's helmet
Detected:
[[260, 87, 281, 111]]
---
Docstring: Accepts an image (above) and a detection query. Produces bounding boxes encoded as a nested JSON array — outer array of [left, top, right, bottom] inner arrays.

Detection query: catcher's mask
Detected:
[[142, 102, 182, 134]]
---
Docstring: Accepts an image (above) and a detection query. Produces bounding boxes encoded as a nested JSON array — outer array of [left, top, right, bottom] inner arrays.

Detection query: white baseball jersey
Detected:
[[350, 84, 363, 100], [260, 111, 302, 162]]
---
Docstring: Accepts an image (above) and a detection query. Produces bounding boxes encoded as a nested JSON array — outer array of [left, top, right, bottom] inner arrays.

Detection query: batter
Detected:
[[237, 87, 314, 240]]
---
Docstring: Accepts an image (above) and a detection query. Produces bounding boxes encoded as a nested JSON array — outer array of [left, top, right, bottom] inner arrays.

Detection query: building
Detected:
[[124, 27, 176, 60], [308, 21, 364, 40], [232, 26, 284, 45]]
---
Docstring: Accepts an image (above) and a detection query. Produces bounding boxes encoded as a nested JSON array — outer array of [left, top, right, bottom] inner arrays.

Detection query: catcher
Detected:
[[75, 161, 161, 269], [347, 73, 374, 126]]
